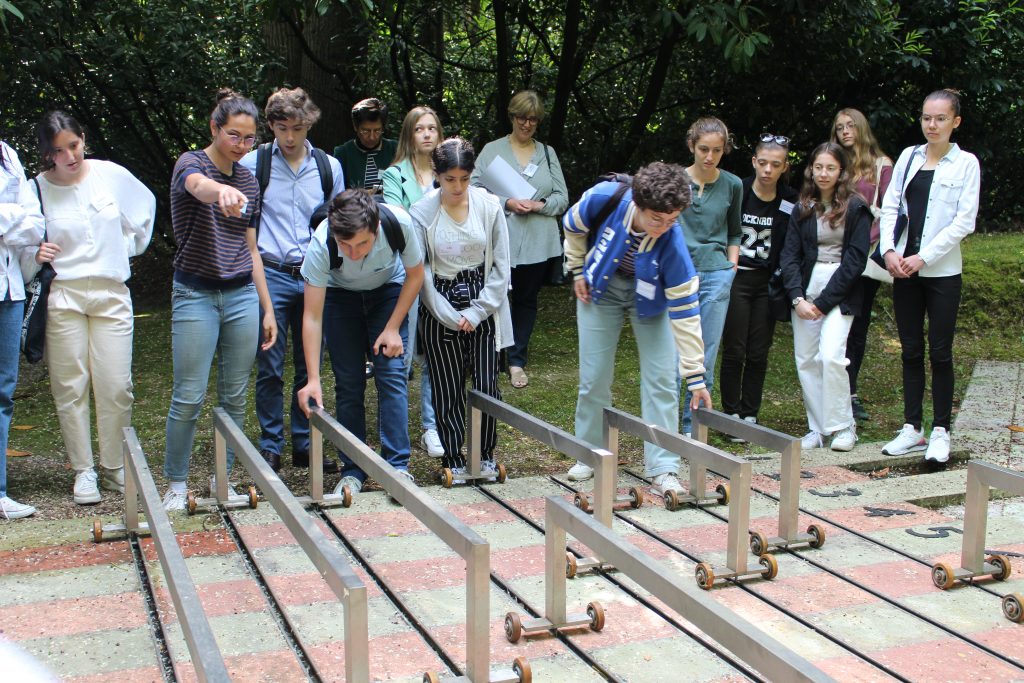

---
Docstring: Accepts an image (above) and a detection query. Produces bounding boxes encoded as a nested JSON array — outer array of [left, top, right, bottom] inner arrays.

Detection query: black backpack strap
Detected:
[[255, 142, 273, 196], [327, 201, 407, 271], [33, 178, 47, 240], [311, 148, 333, 201], [587, 181, 630, 248], [327, 232, 342, 270]]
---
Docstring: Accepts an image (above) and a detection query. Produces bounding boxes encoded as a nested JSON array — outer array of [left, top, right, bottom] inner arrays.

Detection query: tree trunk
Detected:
[[549, 0, 582, 150]]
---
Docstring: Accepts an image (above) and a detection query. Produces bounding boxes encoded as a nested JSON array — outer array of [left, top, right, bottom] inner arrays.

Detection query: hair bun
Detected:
[[216, 87, 241, 104], [943, 87, 962, 97]]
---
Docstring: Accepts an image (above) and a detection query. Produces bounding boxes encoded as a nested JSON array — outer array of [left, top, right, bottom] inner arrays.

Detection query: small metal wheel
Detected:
[[987, 554, 1012, 581], [586, 601, 605, 632], [422, 672, 440, 683], [512, 656, 532, 683], [664, 489, 681, 512], [695, 562, 715, 590], [92, 519, 103, 543], [807, 523, 826, 549], [628, 486, 644, 509], [573, 492, 591, 513], [496, 463, 508, 483], [247, 486, 258, 509], [715, 483, 730, 505], [749, 530, 768, 556], [931, 562, 956, 590], [1002, 593, 1023, 623], [341, 485, 353, 508], [504, 611, 523, 643], [186, 492, 198, 515], [440, 468, 454, 488], [758, 553, 779, 580], [565, 552, 578, 579]]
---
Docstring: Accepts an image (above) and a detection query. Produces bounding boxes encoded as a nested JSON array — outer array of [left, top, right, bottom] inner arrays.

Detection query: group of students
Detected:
[[0, 86, 978, 518]]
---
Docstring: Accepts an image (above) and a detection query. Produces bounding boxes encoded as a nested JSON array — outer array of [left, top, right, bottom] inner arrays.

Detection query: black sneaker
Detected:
[[365, 361, 374, 379], [292, 450, 339, 474], [261, 449, 282, 472], [851, 396, 869, 422]]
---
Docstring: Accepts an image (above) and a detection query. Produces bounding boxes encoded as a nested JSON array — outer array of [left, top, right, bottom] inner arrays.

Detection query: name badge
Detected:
[[636, 279, 656, 300], [522, 163, 539, 178], [779, 200, 795, 215]]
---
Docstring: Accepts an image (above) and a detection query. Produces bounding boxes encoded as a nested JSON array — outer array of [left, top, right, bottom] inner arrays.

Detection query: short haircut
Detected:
[[686, 116, 733, 154], [210, 88, 260, 128], [351, 98, 388, 127], [265, 87, 321, 126], [508, 90, 544, 121], [431, 137, 476, 175], [37, 110, 85, 171], [632, 162, 692, 213], [328, 189, 380, 240]]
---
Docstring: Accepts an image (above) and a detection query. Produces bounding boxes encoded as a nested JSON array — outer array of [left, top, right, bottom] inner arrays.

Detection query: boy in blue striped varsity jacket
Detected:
[[563, 162, 710, 498]]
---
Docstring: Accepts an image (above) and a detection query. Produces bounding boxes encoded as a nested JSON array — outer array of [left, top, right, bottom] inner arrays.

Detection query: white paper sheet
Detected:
[[477, 155, 536, 200]]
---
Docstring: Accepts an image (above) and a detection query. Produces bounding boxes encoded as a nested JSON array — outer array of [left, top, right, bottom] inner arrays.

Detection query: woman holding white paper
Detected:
[[472, 90, 568, 388]]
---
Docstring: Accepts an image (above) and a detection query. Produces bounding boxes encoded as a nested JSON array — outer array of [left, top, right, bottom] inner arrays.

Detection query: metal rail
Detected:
[[120, 427, 230, 683], [309, 407, 522, 683], [692, 407, 818, 552], [603, 407, 766, 584], [542, 496, 834, 682], [212, 408, 370, 683]]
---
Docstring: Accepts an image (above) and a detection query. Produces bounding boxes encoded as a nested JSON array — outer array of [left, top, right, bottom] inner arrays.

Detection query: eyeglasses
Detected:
[[834, 122, 857, 132], [759, 133, 790, 146], [219, 128, 257, 147], [920, 114, 953, 124], [514, 115, 540, 125]]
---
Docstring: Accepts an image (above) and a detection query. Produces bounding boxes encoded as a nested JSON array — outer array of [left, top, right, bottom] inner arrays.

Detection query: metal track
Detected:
[[128, 534, 177, 683], [608, 470, 1024, 673]]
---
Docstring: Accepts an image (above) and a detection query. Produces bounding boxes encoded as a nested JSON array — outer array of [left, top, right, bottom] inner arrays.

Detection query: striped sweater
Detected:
[[170, 150, 261, 289], [563, 181, 706, 390]]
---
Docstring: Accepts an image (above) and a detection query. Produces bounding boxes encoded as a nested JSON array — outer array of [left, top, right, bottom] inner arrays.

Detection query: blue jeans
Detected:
[[0, 298, 24, 499], [575, 274, 680, 477], [324, 283, 410, 483], [164, 282, 259, 482], [681, 267, 735, 433], [406, 298, 436, 431], [255, 267, 311, 456]]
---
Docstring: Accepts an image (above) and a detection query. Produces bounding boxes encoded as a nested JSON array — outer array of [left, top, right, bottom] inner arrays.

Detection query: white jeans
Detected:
[[46, 278, 134, 472], [791, 263, 854, 435]]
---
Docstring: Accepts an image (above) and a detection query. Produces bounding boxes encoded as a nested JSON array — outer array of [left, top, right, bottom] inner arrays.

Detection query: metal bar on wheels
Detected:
[[122, 428, 231, 683], [961, 462, 1024, 574]]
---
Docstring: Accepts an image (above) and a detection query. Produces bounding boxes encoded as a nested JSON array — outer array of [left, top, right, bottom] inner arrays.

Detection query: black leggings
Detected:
[[845, 276, 882, 395], [893, 274, 961, 431], [719, 268, 775, 418]]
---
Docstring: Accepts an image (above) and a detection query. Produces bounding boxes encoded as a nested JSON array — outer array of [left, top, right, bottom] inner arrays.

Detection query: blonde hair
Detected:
[[392, 106, 443, 166], [829, 108, 888, 183], [508, 90, 545, 121]]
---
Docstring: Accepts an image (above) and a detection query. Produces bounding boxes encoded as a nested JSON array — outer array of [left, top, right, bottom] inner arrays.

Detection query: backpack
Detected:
[[326, 199, 407, 270], [255, 142, 334, 230], [587, 172, 632, 248]]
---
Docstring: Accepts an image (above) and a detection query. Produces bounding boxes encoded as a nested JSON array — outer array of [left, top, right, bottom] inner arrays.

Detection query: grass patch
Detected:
[[8, 232, 1024, 519]]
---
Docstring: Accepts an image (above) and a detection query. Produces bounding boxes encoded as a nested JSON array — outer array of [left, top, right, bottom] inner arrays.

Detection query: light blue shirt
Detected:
[[240, 140, 344, 264], [301, 204, 422, 291]]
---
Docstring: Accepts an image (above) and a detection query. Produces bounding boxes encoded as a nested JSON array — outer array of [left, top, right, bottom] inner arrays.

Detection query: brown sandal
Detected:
[[509, 366, 528, 388]]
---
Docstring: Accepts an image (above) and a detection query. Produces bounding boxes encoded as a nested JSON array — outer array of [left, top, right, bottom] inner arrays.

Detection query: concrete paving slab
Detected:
[[19, 626, 158, 678]]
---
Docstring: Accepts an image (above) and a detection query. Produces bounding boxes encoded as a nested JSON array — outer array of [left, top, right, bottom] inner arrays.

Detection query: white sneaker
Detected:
[[567, 461, 594, 481], [163, 489, 187, 512], [730, 415, 757, 443], [100, 467, 125, 494], [334, 475, 362, 496], [480, 460, 498, 476], [924, 427, 951, 463], [800, 431, 824, 450], [882, 424, 927, 456], [0, 496, 36, 520], [421, 429, 444, 457], [209, 476, 238, 498], [830, 426, 858, 452], [652, 473, 685, 497], [73, 469, 102, 505], [390, 470, 415, 502]]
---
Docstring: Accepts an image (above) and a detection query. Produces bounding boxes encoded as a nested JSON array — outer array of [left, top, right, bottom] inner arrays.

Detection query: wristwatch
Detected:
[[792, 296, 805, 308]]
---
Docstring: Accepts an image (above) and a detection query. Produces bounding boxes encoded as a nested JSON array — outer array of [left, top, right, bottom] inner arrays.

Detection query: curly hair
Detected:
[[265, 87, 321, 126], [631, 162, 692, 213]]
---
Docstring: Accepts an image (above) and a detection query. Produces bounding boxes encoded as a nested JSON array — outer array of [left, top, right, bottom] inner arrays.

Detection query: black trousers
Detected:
[[893, 274, 961, 431], [421, 267, 500, 468], [719, 268, 775, 418], [845, 276, 882, 395], [507, 260, 549, 368]]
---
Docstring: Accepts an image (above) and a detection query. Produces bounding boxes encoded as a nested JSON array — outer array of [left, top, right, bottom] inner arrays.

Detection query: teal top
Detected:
[[680, 169, 743, 271]]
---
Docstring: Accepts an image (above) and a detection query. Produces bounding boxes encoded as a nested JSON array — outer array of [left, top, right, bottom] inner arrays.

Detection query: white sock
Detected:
[[168, 481, 186, 494]]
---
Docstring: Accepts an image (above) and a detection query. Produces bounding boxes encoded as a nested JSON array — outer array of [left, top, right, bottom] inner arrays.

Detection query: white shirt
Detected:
[[430, 206, 487, 278], [879, 143, 980, 277], [0, 142, 44, 301], [30, 160, 155, 283]]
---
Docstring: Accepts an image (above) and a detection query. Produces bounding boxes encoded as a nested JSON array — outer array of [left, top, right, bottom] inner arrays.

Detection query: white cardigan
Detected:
[[0, 142, 44, 300]]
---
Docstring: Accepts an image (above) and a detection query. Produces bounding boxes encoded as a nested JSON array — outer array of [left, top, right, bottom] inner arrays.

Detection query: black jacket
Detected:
[[780, 194, 872, 315]]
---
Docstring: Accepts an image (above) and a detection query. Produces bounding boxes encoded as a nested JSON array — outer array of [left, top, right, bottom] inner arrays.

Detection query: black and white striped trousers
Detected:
[[420, 267, 500, 468]]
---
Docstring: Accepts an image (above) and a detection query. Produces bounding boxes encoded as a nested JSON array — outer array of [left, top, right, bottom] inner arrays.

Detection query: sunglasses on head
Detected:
[[759, 133, 790, 146]]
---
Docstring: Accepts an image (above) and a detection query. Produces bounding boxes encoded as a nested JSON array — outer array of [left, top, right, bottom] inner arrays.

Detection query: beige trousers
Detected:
[[45, 278, 134, 472]]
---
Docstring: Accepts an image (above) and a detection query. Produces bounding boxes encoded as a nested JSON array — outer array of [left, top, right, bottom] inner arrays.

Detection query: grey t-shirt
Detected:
[[816, 213, 844, 263]]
